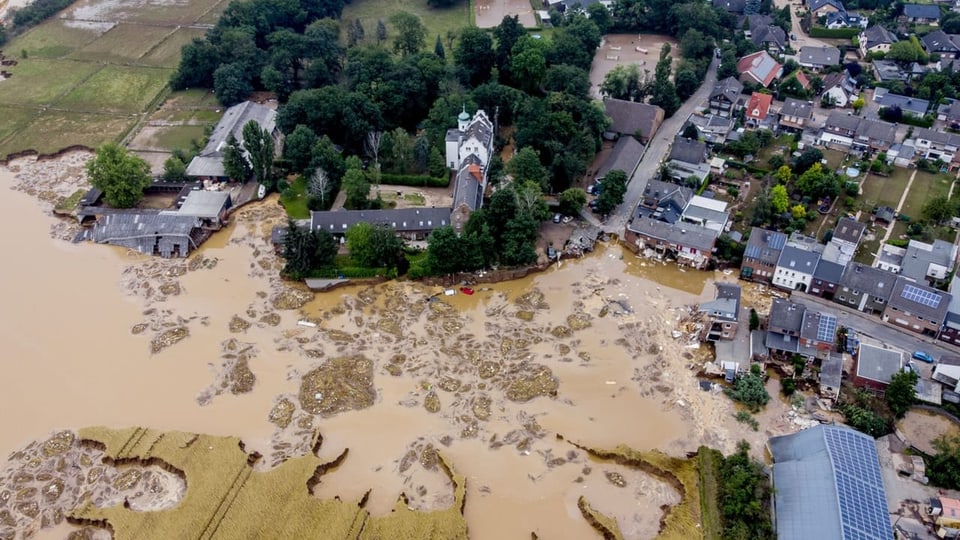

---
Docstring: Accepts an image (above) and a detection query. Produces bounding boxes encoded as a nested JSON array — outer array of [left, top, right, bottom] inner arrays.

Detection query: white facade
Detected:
[[446, 109, 493, 171], [823, 86, 850, 107], [773, 266, 816, 291]]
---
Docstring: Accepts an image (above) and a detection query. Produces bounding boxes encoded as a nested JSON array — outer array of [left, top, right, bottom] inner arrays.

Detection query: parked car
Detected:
[[913, 351, 935, 364], [586, 184, 594, 195], [553, 213, 562, 223]]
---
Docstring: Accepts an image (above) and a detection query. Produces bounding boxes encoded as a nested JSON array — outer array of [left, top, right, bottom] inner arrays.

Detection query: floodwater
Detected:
[[0, 155, 747, 539]]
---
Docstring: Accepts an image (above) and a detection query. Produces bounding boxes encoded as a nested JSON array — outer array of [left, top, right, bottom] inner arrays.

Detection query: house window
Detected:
[[876, 298, 884, 304], [853, 290, 860, 295]]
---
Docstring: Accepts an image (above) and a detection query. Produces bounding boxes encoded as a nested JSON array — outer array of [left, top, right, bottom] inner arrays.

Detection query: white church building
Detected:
[[445, 108, 495, 233]]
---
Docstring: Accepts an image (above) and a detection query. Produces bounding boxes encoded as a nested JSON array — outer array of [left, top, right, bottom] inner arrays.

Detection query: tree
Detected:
[[242, 120, 275, 188], [390, 12, 426, 57], [342, 168, 370, 209], [434, 34, 445, 59], [508, 147, 548, 190], [494, 15, 525, 75], [284, 125, 318, 174], [162, 155, 188, 183], [455, 27, 495, 87], [794, 148, 823, 174], [674, 67, 700, 101], [510, 35, 549, 92], [596, 169, 628, 215], [170, 39, 220, 90], [282, 221, 338, 279], [681, 123, 700, 141], [426, 226, 464, 274], [515, 180, 550, 221], [944, 12, 960, 34], [501, 213, 538, 265], [558, 187, 587, 216], [725, 371, 770, 412], [886, 370, 918, 418], [749, 308, 759, 331], [308, 168, 334, 209], [346, 222, 404, 267], [790, 204, 807, 219], [213, 63, 252, 106], [85, 143, 152, 208], [650, 44, 680, 117], [376, 19, 387, 45], [600, 63, 650, 101], [923, 195, 956, 225], [851, 97, 865, 114], [887, 37, 927, 64], [928, 434, 960, 489], [223, 134, 250, 181], [586, 3, 613, 33], [775, 164, 792, 184], [771, 184, 789, 214]]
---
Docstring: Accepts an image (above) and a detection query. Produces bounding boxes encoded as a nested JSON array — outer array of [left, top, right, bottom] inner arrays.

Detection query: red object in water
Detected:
[[460, 287, 475, 295]]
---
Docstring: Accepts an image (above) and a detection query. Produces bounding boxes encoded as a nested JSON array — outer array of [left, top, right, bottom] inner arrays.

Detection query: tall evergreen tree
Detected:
[[434, 34, 445, 59]]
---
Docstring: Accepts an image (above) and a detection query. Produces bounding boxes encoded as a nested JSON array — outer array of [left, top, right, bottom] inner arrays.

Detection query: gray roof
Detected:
[[814, 259, 846, 283], [888, 276, 952, 324], [186, 101, 277, 178], [780, 98, 814, 119], [903, 3, 941, 19], [88, 212, 201, 258], [769, 298, 807, 332], [840, 262, 897, 300], [753, 23, 787, 49], [682, 197, 728, 227], [767, 329, 800, 352], [821, 353, 844, 389], [902, 239, 957, 282], [800, 309, 838, 344], [604, 99, 664, 139], [857, 118, 898, 145], [874, 88, 929, 117], [452, 154, 485, 211], [770, 425, 891, 540], [777, 245, 822, 275], [798, 45, 841, 67], [833, 217, 865, 245], [164, 190, 230, 219], [711, 77, 744, 102], [669, 136, 707, 165], [627, 219, 719, 251], [808, 0, 845, 12], [856, 343, 903, 383], [922, 30, 960, 54], [700, 283, 741, 321], [862, 25, 897, 47], [744, 227, 788, 264], [875, 205, 896, 222], [914, 126, 960, 148], [310, 207, 452, 234], [872, 60, 908, 82], [939, 100, 960, 122], [597, 135, 644, 179]]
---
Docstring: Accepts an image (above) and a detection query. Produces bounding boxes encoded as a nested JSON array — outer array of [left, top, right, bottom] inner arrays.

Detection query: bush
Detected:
[[725, 372, 770, 412], [809, 27, 860, 38], [839, 403, 890, 437], [734, 411, 760, 431], [727, 186, 740, 198], [844, 196, 855, 208], [887, 238, 909, 248], [378, 173, 449, 187], [781, 378, 797, 396]]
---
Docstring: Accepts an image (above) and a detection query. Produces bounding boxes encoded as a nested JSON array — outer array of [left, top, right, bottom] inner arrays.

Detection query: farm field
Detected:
[[340, 0, 470, 51]]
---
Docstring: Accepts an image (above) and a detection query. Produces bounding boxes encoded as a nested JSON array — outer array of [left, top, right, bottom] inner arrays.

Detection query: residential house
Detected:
[[681, 195, 729, 232], [310, 207, 451, 241], [826, 10, 867, 28], [797, 46, 841, 71], [712, 0, 746, 13], [687, 113, 735, 145], [623, 219, 719, 269], [666, 136, 710, 183], [185, 101, 281, 182], [876, 243, 907, 273], [941, 280, 960, 345], [902, 3, 942, 25], [852, 343, 903, 393], [778, 98, 815, 131], [859, 25, 898, 57], [638, 179, 693, 224], [744, 92, 775, 128], [596, 135, 644, 182], [821, 112, 898, 154], [922, 30, 960, 58], [446, 109, 495, 232], [709, 77, 745, 118], [798, 306, 840, 358], [820, 71, 856, 108], [913, 127, 960, 170], [766, 298, 806, 356], [808, 0, 845, 18], [773, 244, 822, 291], [872, 60, 910, 82], [699, 283, 742, 341], [873, 87, 930, 117], [836, 262, 898, 313], [831, 217, 865, 253], [747, 15, 788, 53], [888, 141, 918, 167], [603, 99, 665, 144], [901, 238, 958, 287], [741, 227, 788, 282], [883, 276, 952, 336], [937, 98, 960, 128], [786, 70, 812, 93], [810, 259, 846, 299], [736, 51, 783, 87], [820, 353, 844, 398]]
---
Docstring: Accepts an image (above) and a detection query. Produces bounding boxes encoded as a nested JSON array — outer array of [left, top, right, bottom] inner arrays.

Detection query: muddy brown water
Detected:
[[0, 160, 732, 539]]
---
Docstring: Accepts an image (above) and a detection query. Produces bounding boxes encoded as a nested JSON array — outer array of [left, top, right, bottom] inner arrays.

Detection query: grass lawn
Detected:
[[0, 107, 40, 150], [855, 234, 881, 265], [56, 65, 172, 113], [140, 27, 210, 68], [150, 125, 208, 152], [900, 171, 953, 221], [755, 134, 794, 169], [821, 148, 848, 170], [341, 0, 471, 52], [160, 89, 221, 109], [9, 19, 111, 59], [697, 448, 723, 540], [8, 111, 137, 156], [859, 168, 910, 211], [69, 23, 175, 64], [0, 59, 101, 107], [280, 176, 310, 219]]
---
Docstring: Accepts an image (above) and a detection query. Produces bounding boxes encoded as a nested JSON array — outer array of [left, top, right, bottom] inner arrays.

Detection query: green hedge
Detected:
[[310, 266, 392, 278], [808, 27, 860, 38], [379, 173, 449, 187]]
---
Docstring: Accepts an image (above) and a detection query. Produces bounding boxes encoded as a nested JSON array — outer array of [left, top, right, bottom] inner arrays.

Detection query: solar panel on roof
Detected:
[[901, 283, 942, 308], [822, 427, 891, 540], [816, 314, 838, 343]]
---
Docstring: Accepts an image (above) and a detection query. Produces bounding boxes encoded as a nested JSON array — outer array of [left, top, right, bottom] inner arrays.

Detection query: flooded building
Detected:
[[772, 245, 821, 292], [766, 298, 837, 359], [185, 101, 281, 182], [87, 213, 203, 258], [699, 283, 741, 341], [309, 208, 451, 241], [446, 108, 494, 233], [819, 353, 843, 399], [740, 227, 786, 283], [623, 218, 718, 269]]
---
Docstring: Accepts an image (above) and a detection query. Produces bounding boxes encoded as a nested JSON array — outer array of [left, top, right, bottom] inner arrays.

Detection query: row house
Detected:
[[773, 244, 822, 292], [709, 77, 745, 118], [809, 259, 845, 299], [766, 298, 838, 359], [623, 219, 720, 269], [874, 88, 930, 118], [779, 98, 815, 131], [820, 111, 897, 154], [699, 283, 742, 341], [912, 127, 960, 171], [901, 238, 958, 288], [797, 46, 841, 71], [741, 227, 787, 282], [884, 277, 952, 337], [902, 3, 942, 25], [940, 282, 960, 345], [835, 262, 897, 314]]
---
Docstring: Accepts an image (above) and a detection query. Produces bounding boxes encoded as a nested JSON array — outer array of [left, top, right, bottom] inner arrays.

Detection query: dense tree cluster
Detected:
[[86, 143, 152, 209], [715, 442, 774, 540], [928, 434, 960, 490], [281, 220, 338, 278]]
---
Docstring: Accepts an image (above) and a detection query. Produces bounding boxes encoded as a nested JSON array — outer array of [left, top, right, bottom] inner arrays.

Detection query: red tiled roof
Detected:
[[795, 71, 811, 90], [746, 92, 774, 120]]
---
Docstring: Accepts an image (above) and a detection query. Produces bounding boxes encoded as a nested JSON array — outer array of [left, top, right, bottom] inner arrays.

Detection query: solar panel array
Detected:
[[823, 428, 891, 540], [816, 314, 838, 343], [901, 283, 942, 308]]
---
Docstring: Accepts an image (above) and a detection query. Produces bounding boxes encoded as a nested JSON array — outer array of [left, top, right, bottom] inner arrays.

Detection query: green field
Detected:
[[0, 107, 41, 147], [901, 171, 953, 220], [0, 59, 101, 107], [151, 125, 209, 151], [70, 23, 176, 64], [13, 111, 137, 155], [12, 19, 112, 59], [140, 27, 210, 68], [57, 65, 172, 113], [341, 0, 471, 51], [859, 168, 910, 210]]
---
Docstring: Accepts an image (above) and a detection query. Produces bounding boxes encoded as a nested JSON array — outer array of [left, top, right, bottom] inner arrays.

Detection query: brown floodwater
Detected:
[[0, 158, 730, 539]]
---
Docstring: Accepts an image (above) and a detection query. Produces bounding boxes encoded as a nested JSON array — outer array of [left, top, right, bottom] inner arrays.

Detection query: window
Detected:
[[839, 295, 846, 301], [876, 298, 884, 304]]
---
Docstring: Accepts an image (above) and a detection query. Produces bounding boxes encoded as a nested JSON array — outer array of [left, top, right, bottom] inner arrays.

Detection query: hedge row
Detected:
[[379, 173, 449, 187], [808, 27, 860, 38]]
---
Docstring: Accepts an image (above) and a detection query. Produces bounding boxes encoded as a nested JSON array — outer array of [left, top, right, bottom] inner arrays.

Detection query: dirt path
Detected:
[[872, 168, 916, 266]]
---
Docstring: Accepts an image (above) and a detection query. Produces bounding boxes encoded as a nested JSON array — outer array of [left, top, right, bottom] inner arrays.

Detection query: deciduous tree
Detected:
[[595, 169, 627, 215], [284, 125, 318, 174], [85, 143, 152, 208], [558, 187, 586, 216], [346, 222, 404, 267], [507, 147, 548, 189], [455, 27, 495, 87], [162, 155, 188, 183], [242, 120, 275, 188], [886, 370, 918, 418], [771, 184, 789, 214], [390, 12, 426, 57]]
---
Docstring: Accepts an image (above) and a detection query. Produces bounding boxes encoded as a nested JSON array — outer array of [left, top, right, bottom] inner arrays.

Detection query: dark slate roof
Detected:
[[597, 135, 644, 179], [798, 45, 841, 66], [833, 217, 865, 245], [862, 25, 897, 47], [310, 207, 452, 234], [903, 3, 941, 19], [627, 219, 719, 251], [777, 245, 822, 275], [711, 77, 744, 102], [857, 118, 898, 145], [901, 239, 956, 283], [874, 89, 930, 117], [769, 298, 806, 333], [808, 0, 845, 12], [825, 110, 861, 132], [922, 30, 960, 53], [914, 126, 960, 148], [452, 154, 484, 211], [875, 206, 896, 222], [604, 99, 664, 139], [767, 330, 800, 352], [712, 0, 746, 12], [780, 98, 814, 119], [701, 283, 742, 321], [186, 101, 276, 178], [770, 425, 892, 540], [814, 259, 845, 283], [857, 343, 903, 383], [888, 276, 952, 324], [744, 227, 787, 264], [669, 136, 708, 165], [840, 262, 897, 300]]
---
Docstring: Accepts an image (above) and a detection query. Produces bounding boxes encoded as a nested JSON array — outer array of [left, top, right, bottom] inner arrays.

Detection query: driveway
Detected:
[[774, 0, 830, 50]]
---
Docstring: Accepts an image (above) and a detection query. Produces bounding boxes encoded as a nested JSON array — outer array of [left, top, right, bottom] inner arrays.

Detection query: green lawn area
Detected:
[[280, 176, 311, 219], [69, 23, 175, 64], [56, 65, 172, 113], [900, 171, 953, 221], [821, 148, 849, 170], [855, 234, 881, 265], [151, 125, 208, 152], [697, 448, 723, 540], [755, 134, 794, 169], [7, 111, 137, 156], [341, 0, 470, 51], [9, 19, 111, 59], [0, 107, 40, 149], [0, 59, 101, 107], [139, 27, 210, 68], [859, 168, 910, 211]]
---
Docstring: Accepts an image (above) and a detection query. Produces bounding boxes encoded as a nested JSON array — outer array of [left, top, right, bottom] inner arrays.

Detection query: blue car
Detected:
[[913, 351, 935, 364]]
